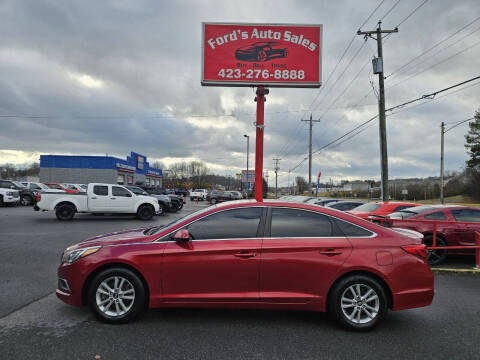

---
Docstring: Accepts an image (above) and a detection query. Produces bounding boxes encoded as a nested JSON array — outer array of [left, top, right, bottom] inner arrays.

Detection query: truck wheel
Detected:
[[55, 204, 75, 221], [0, 195, 3, 207], [20, 195, 33, 206], [137, 204, 154, 220], [211, 198, 217, 204]]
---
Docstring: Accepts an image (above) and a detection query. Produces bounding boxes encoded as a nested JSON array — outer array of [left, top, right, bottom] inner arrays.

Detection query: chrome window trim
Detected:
[[152, 205, 377, 243], [154, 206, 268, 243], [270, 206, 377, 239]]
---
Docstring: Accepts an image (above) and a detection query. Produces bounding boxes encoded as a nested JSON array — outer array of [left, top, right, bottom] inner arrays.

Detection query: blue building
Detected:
[[40, 151, 162, 186]]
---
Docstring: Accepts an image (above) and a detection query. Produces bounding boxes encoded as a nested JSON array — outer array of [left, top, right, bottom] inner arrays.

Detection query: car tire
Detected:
[[0, 195, 3, 207], [20, 195, 33, 206], [329, 274, 388, 331], [211, 198, 217, 204], [156, 204, 164, 216], [55, 204, 76, 221], [160, 204, 167, 215], [136, 204, 154, 220], [423, 235, 448, 266], [190, 197, 194, 201], [88, 267, 146, 324]]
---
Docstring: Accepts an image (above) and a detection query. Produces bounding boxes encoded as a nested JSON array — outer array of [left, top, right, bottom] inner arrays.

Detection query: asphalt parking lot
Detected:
[[1, 202, 479, 359]]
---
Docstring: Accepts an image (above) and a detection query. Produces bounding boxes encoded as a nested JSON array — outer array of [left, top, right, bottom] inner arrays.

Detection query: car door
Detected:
[[109, 186, 134, 212], [450, 209, 480, 246], [88, 185, 109, 212], [259, 207, 352, 304], [162, 207, 265, 302]]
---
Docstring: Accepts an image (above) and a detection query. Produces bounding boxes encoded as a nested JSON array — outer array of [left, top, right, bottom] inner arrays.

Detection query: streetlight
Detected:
[[244, 134, 249, 198]]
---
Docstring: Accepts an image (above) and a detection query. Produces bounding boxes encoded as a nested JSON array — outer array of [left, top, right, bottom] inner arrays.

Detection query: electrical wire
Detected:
[[386, 16, 480, 79], [445, 117, 475, 133]]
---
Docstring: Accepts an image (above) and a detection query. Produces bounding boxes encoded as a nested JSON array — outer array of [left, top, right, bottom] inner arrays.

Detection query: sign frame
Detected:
[[201, 22, 323, 88]]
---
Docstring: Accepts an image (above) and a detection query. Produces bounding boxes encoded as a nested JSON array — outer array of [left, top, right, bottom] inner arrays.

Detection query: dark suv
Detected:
[[0, 179, 36, 206], [206, 190, 233, 204]]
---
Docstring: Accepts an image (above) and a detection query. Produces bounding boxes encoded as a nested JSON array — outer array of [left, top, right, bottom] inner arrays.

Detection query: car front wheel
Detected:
[[136, 204, 154, 220], [88, 268, 145, 324], [21, 195, 33, 206], [329, 275, 387, 331]]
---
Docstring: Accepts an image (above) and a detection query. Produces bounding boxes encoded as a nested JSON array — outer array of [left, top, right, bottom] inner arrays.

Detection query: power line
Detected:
[[386, 75, 480, 112], [379, 0, 402, 21], [395, 0, 429, 27], [387, 15, 480, 79], [445, 117, 475, 133], [289, 76, 480, 173]]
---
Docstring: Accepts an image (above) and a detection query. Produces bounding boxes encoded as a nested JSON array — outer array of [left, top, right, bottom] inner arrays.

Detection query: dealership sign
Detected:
[[202, 23, 322, 88]]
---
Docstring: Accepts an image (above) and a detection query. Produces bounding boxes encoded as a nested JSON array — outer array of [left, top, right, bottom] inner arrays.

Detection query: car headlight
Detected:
[[61, 246, 101, 263], [7, 191, 15, 196]]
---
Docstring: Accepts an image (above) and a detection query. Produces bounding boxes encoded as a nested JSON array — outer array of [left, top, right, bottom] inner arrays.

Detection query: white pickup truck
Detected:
[[34, 183, 159, 221], [190, 189, 208, 201]]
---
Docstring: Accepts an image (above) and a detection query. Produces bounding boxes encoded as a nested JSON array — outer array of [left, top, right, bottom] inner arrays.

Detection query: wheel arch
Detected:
[[135, 202, 155, 214], [81, 262, 150, 308], [54, 201, 78, 212], [326, 270, 394, 310]]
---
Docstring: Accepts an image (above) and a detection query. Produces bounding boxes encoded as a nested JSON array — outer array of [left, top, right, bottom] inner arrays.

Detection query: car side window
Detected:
[[394, 206, 410, 212], [270, 208, 333, 237], [424, 212, 447, 220], [112, 186, 131, 197], [93, 185, 109, 196], [186, 208, 263, 240], [333, 218, 374, 237], [451, 209, 480, 222]]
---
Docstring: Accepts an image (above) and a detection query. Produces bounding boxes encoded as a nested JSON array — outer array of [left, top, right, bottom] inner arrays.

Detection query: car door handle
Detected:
[[90, 197, 97, 199], [110, 197, 116, 200], [319, 249, 343, 256], [234, 252, 256, 258]]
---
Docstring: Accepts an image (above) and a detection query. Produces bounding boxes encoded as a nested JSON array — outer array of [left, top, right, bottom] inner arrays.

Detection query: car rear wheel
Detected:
[[20, 195, 33, 206], [423, 235, 448, 265], [256, 50, 267, 61], [210, 198, 217, 204], [55, 204, 75, 221], [88, 268, 145, 324], [136, 204, 154, 220], [329, 275, 387, 331], [0, 195, 3, 207]]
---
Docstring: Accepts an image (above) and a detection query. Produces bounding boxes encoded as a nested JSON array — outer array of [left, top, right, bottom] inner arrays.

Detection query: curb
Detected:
[[432, 267, 480, 275]]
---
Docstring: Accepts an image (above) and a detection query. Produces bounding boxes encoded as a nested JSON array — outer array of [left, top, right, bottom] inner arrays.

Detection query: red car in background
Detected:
[[347, 201, 420, 220], [383, 205, 480, 265], [43, 182, 79, 194], [56, 200, 433, 331]]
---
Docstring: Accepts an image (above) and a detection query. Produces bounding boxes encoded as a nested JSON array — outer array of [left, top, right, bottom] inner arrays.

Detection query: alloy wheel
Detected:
[[340, 283, 380, 324], [95, 276, 135, 317]]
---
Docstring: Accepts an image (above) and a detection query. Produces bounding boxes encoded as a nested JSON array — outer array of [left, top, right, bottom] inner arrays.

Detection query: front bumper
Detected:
[[56, 262, 87, 307], [3, 196, 20, 204]]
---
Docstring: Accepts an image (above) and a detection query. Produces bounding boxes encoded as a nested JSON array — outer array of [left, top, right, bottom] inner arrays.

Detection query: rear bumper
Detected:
[[392, 288, 434, 310]]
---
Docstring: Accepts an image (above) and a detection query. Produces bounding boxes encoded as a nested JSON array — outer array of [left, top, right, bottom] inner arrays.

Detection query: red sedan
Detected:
[[347, 201, 420, 220], [56, 200, 433, 331], [385, 205, 480, 265], [43, 182, 79, 194]]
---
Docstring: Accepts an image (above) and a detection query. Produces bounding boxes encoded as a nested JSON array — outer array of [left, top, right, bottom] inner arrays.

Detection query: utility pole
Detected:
[[358, 21, 398, 202], [273, 158, 281, 199], [243, 134, 250, 198], [301, 113, 320, 194], [440, 122, 445, 204], [288, 170, 291, 195]]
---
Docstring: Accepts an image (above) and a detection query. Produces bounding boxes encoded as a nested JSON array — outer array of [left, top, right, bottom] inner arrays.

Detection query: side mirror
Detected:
[[172, 229, 190, 241]]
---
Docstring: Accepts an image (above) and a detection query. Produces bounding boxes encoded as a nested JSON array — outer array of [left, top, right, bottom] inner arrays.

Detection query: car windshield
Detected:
[[145, 205, 217, 235], [127, 186, 147, 195], [194, 189, 204, 192], [352, 203, 382, 212]]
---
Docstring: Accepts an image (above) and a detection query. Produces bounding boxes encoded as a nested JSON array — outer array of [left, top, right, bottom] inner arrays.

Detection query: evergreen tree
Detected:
[[465, 110, 480, 168]]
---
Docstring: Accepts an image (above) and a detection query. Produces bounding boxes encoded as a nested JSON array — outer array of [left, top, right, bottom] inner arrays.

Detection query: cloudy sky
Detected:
[[0, 0, 479, 185]]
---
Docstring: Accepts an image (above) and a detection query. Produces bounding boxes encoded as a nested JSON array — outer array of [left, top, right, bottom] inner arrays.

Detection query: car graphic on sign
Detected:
[[235, 41, 288, 62]]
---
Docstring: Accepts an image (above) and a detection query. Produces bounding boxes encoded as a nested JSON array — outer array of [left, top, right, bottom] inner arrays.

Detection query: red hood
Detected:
[[70, 228, 155, 249]]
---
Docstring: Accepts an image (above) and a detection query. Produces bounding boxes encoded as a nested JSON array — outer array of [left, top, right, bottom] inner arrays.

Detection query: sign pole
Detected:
[[254, 86, 268, 202]]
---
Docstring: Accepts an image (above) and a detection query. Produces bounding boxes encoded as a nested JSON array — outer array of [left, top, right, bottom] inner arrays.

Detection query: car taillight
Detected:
[[36, 194, 41, 203], [401, 244, 428, 259]]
